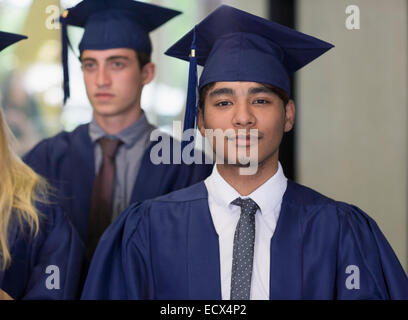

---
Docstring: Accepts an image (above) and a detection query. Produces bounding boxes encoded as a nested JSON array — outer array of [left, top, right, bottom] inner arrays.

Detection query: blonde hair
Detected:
[[0, 108, 49, 270]]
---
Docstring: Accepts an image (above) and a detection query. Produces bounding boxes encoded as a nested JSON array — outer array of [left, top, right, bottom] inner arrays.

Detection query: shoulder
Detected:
[[284, 180, 376, 228], [20, 202, 74, 247], [125, 181, 208, 221], [151, 181, 208, 203], [284, 180, 337, 207], [110, 182, 208, 239], [285, 181, 390, 260], [23, 124, 90, 161], [9, 201, 70, 255]]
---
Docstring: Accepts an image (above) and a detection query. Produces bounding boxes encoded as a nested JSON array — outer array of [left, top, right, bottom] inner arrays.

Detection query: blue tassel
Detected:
[[182, 26, 198, 150], [61, 15, 70, 104]]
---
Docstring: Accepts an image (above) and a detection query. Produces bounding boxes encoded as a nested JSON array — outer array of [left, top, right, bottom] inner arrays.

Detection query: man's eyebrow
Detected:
[[81, 56, 130, 63], [209, 88, 234, 98], [106, 56, 130, 61], [248, 86, 275, 95], [80, 57, 96, 63]]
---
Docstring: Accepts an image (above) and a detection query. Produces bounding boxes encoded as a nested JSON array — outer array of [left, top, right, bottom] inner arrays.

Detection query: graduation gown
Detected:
[[81, 181, 408, 300], [0, 202, 84, 299], [23, 123, 213, 243]]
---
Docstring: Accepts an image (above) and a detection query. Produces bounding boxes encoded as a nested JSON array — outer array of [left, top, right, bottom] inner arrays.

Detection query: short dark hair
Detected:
[[136, 51, 151, 69], [198, 82, 290, 110], [198, 82, 216, 110], [261, 83, 289, 107]]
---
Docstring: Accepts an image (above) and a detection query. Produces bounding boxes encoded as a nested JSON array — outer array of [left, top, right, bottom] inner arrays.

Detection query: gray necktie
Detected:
[[230, 197, 259, 300]]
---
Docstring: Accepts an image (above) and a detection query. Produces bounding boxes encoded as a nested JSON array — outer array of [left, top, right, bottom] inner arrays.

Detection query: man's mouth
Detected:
[[227, 132, 262, 146], [95, 93, 114, 99]]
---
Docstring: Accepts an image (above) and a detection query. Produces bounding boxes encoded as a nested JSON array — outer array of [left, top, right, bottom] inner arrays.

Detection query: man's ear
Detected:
[[197, 107, 206, 137], [284, 99, 296, 132], [141, 62, 155, 85]]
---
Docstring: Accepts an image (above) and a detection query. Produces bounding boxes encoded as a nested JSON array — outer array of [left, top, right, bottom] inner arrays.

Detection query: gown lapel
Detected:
[[69, 125, 95, 241], [186, 183, 222, 299], [269, 180, 303, 299], [130, 141, 157, 203]]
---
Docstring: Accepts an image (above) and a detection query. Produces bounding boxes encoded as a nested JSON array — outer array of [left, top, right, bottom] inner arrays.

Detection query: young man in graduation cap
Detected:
[[23, 0, 213, 264], [81, 5, 408, 300]]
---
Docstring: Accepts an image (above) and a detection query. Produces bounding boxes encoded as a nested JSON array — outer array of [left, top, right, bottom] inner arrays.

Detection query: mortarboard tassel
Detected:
[[61, 11, 70, 104], [182, 26, 198, 150]]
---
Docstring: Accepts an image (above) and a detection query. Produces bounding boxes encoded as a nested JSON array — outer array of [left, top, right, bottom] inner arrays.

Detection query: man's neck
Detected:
[[216, 155, 279, 196], [93, 107, 143, 135]]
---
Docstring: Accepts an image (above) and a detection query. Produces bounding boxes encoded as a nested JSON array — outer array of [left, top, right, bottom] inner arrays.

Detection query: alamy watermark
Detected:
[[45, 5, 61, 30], [345, 265, 360, 290], [345, 5, 360, 30], [45, 4, 362, 32], [150, 121, 259, 176], [45, 265, 60, 290]]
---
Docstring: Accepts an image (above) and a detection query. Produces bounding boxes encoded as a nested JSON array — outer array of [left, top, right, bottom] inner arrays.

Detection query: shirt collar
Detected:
[[248, 163, 287, 215], [205, 162, 287, 216], [89, 112, 152, 147], [205, 164, 242, 210]]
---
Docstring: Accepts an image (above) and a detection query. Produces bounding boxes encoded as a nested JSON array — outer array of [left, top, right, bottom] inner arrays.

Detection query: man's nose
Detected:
[[96, 66, 111, 87], [232, 102, 256, 128]]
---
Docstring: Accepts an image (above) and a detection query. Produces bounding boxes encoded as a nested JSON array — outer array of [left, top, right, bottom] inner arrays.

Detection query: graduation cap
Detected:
[[165, 5, 334, 134], [60, 0, 181, 103], [0, 31, 27, 52]]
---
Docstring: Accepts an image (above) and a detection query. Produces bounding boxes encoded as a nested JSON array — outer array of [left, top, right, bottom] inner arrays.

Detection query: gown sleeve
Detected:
[[0, 202, 85, 299], [81, 202, 154, 300], [335, 203, 408, 299]]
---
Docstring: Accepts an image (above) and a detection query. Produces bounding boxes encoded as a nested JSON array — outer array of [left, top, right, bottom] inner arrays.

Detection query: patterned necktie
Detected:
[[230, 197, 259, 300], [87, 137, 121, 259]]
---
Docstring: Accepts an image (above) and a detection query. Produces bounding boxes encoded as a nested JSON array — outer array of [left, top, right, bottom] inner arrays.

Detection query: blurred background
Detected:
[[0, 0, 406, 272]]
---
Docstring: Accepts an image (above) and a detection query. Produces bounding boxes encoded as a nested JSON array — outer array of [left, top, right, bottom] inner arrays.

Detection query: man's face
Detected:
[[81, 48, 153, 119], [198, 81, 295, 168]]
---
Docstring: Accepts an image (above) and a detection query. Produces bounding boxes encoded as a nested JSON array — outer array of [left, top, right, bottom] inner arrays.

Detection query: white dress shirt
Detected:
[[204, 163, 288, 300]]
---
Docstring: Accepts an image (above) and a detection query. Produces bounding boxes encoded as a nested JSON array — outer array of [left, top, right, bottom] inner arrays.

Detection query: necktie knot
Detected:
[[99, 137, 121, 159], [231, 197, 259, 215]]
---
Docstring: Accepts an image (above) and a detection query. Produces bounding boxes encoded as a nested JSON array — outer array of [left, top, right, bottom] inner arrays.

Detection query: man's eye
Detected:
[[110, 61, 125, 69], [215, 101, 232, 107], [253, 99, 270, 104], [83, 63, 96, 70]]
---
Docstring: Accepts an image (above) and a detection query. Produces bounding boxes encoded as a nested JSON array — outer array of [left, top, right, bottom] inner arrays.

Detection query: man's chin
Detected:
[[215, 155, 261, 167], [92, 104, 120, 117]]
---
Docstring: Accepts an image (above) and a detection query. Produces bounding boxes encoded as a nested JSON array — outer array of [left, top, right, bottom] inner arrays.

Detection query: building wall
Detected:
[[297, 0, 408, 271]]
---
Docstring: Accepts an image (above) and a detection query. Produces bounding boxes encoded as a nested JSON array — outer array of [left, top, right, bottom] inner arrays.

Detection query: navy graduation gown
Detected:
[[23, 123, 213, 243], [81, 181, 408, 300], [0, 202, 84, 299]]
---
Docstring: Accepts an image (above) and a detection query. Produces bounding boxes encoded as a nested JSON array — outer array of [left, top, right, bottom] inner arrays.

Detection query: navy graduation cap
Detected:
[[165, 5, 334, 133], [60, 0, 181, 103], [0, 31, 26, 52]]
